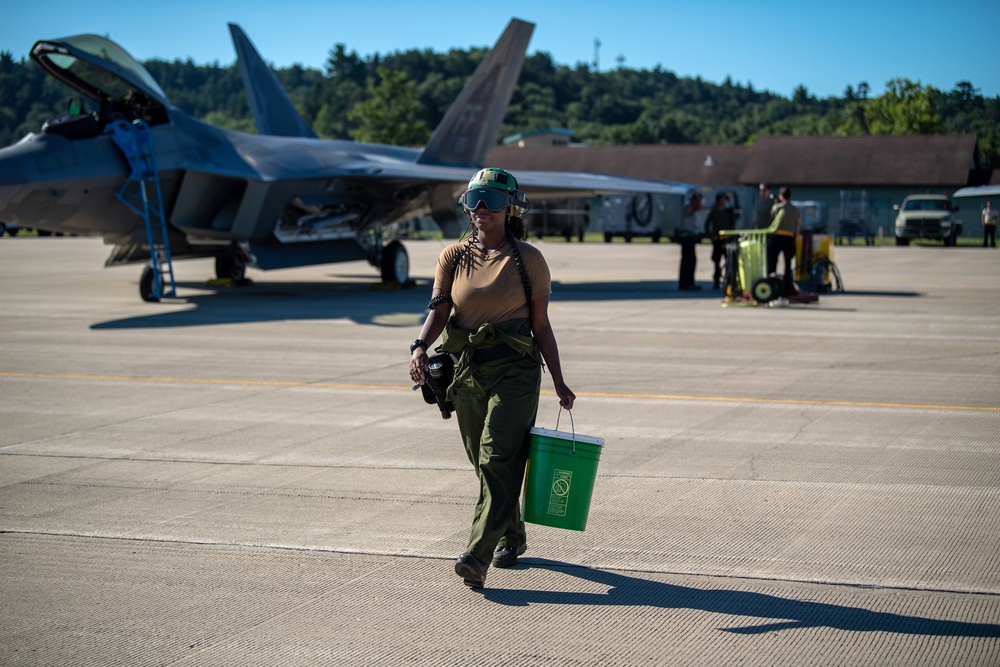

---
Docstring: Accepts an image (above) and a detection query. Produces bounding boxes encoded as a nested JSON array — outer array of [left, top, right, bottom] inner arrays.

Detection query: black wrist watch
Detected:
[[409, 339, 428, 354]]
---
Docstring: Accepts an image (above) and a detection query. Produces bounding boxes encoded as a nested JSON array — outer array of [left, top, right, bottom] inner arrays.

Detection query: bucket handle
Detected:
[[554, 407, 577, 454]]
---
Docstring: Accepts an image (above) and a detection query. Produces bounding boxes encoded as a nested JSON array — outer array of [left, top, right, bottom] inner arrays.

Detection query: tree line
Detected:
[[1, 44, 997, 168]]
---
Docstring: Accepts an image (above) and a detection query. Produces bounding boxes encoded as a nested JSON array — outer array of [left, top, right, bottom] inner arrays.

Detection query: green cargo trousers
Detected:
[[451, 354, 541, 566]]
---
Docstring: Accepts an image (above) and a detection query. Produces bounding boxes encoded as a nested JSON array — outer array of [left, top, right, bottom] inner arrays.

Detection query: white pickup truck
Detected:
[[893, 194, 962, 246]]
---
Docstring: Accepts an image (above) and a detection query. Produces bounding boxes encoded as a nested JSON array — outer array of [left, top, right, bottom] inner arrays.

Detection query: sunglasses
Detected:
[[461, 188, 512, 212]]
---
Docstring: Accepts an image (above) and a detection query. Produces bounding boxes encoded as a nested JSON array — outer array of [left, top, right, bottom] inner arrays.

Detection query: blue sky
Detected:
[[3, 0, 997, 99]]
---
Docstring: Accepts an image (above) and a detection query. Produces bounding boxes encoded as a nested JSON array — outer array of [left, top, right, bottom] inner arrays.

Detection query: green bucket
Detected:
[[522, 427, 604, 531]]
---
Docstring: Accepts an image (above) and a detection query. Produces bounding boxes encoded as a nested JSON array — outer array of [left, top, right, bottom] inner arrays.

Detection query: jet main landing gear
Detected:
[[380, 240, 409, 285]]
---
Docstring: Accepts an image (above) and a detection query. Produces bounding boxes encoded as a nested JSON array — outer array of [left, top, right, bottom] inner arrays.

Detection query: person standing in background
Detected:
[[983, 201, 997, 248], [768, 187, 800, 295], [704, 193, 737, 289], [755, 183, 774, 229], [677, 192, 703, 291]]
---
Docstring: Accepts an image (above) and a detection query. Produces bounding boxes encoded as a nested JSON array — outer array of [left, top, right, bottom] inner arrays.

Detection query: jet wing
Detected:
[[503, 170, 693, 200], [954, 185, 1000, 198], [326, 160, 693, 200]]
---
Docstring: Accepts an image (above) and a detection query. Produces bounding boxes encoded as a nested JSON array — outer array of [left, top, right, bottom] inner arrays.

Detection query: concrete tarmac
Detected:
[[1, 236, 998, 666]]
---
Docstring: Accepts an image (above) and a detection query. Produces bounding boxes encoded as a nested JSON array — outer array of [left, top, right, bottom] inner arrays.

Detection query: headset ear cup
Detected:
[[512, 190, 530, 216]]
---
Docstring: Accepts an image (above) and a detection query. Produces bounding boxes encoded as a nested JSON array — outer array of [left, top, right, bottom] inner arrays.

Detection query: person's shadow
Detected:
[[483, 559, 1000, 637]]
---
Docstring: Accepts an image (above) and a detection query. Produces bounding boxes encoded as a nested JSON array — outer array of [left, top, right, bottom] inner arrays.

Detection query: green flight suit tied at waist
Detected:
[[440, 317, 541, 400]]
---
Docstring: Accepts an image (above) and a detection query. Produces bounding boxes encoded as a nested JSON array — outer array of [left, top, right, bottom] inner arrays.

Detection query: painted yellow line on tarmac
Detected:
[[4, 370, 998, 412], [570, 390, 1000, 412]]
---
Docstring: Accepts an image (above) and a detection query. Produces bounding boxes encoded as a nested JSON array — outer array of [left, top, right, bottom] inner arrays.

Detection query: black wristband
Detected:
[[409, 339, 428, 354], [428, 294, 451, 309]]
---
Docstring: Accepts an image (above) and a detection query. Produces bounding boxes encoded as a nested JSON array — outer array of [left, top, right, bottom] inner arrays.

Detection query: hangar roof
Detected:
[[742, 135, 978, 187]]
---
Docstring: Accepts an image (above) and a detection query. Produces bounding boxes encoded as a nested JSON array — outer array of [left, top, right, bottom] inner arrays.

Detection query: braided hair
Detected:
[[504, 221, 532, 304]]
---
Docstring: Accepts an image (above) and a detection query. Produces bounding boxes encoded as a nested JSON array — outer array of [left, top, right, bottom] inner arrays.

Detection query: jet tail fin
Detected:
[[417, 18, 534, 167], [229, 23, 317, 138]]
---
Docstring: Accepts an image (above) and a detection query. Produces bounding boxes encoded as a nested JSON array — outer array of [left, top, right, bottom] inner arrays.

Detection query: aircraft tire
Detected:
[[215, 253, 246, 282], [380, 240, 409, 284], [139, 264, 160, 302]]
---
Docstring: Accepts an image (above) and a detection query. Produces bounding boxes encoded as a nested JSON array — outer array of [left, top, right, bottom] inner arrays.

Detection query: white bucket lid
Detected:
[[529, 426, 604, 447]]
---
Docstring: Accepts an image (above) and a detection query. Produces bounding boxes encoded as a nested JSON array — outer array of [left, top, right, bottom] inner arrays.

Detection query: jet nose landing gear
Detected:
[[215, 252, 247, 284]]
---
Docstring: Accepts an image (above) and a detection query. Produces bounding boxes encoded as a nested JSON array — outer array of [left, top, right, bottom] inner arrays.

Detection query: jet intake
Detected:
[[428, 184, 464, 238]]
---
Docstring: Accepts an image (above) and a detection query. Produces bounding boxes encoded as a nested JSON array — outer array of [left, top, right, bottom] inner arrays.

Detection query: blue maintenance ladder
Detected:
[[105, 119, 176, 300]]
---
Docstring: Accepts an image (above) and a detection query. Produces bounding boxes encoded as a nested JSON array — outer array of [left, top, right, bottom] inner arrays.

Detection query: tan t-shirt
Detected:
[[434, 239, 552, 331]]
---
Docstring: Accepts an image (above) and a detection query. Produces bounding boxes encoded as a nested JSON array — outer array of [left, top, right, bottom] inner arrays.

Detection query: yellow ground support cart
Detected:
[[797, 230, 844, 293], [719, 211, 843, 305], [718, 216, 783, 304]]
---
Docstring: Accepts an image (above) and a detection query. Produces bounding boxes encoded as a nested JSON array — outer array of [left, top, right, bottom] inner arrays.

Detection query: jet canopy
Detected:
[[31, 34, 170, 126]]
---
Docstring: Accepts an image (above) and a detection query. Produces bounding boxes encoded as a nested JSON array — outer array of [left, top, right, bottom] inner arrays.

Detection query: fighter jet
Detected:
[[0, 19, 691, 301]]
